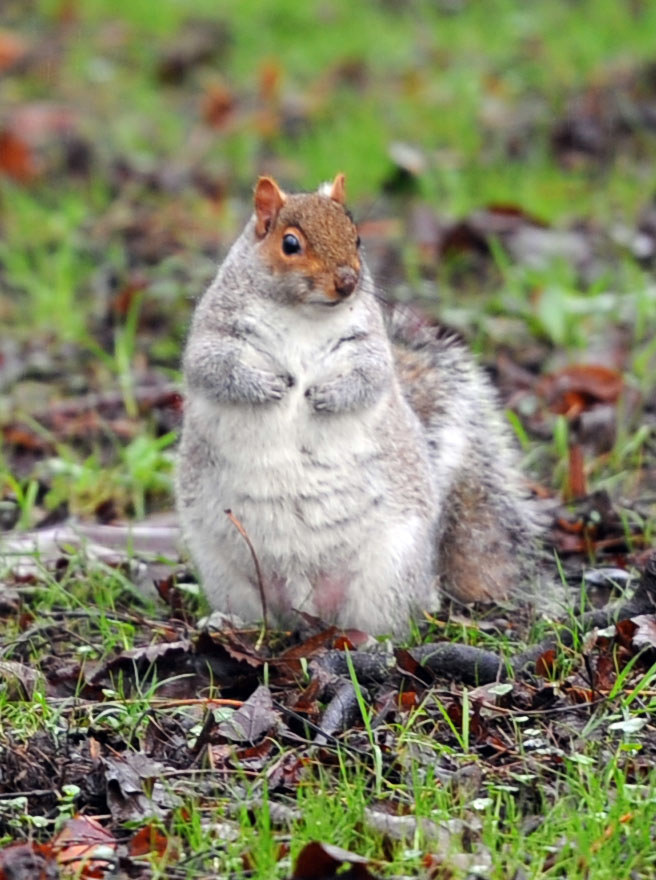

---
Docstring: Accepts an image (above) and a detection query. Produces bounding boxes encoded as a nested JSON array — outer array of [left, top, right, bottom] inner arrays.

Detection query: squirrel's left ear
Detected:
[[329, 172, 346, 205], [254, 177, 287, 238]]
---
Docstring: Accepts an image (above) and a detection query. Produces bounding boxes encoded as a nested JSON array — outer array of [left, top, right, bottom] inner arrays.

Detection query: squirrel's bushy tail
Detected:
[[385, 303, 543, 605]]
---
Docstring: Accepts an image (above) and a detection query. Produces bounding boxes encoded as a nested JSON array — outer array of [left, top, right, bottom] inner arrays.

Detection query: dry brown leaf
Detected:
[[217, 684, 278, 743], [0, 660, 42, 700], [292, 841, 376, 880], [0, 30, 29, 72], [535, 648, 557, 678], [0, 842, 57, 880], [539, 363, 624, 414], [630, 615, 656, 649], [567, 442, 587, 500], [52, 815, 116, 878], [202, 81, 236, 128], [128, 824, 175, 858], [0, 129, 36, 181]]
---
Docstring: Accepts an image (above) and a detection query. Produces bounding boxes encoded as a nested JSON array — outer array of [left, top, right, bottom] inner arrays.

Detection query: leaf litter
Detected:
[[1, 3, 656, 878]]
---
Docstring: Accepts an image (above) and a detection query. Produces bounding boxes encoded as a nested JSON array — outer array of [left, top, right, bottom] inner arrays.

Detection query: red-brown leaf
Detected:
[[539, 364, 624, 414], [0, 30, 29, 72], [52, 815, 116, 878], [535, 649, 557, 678], [0, 129, 36, 181]]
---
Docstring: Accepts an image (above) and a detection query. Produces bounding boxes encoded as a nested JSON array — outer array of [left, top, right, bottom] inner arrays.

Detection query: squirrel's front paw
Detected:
[[252, 369, 295, 402], [305, 381, 341, 412]]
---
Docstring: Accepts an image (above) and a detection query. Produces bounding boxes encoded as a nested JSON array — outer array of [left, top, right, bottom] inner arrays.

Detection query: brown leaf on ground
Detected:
[[157, 19, 230, 84], [88, 639, 192, 688], [0, 660, 42, 700], [566, 442, 588, 500], [103, 752, 179, 823], [614, 618, 638, 648], [216, 629, 266, 667], [0, 30, 29, 72], [0, 129, 36, 181], [274, 626, 339, 678], [52, 814, 116, 877], [534, 649, 557, 678], [268, 753, 308, 790], [202, 80, 236, 128], [631, 614, 656, 649], [538, 364, 624, 416], [217, 684, 278, 743], [291, 841, 378, 880], [0, 842, 57, 880], [129, 824, 174, 858]]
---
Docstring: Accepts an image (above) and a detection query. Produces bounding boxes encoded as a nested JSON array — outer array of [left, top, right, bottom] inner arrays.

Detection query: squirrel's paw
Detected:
[[305, 380, 343, 412], [249, 369, 295, 402]]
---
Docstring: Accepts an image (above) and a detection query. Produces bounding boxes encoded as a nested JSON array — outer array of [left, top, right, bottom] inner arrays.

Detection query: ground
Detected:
[[0, 1, 656, 878]]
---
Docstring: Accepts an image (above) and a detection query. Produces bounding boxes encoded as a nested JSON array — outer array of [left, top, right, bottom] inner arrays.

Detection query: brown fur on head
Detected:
[[253, 173, 361, 305]]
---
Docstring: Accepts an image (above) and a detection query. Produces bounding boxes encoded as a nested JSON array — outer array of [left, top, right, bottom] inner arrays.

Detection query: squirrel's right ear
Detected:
[[329, 172, 346, 205], [254, 177, 286, 238]]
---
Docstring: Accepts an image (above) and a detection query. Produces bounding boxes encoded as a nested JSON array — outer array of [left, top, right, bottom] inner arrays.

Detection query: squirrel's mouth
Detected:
[[304, 296, 345, 308]]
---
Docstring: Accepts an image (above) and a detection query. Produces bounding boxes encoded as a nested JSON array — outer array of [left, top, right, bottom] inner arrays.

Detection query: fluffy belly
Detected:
[[201, 389, 386, 568], [180, 387, 435, 631]]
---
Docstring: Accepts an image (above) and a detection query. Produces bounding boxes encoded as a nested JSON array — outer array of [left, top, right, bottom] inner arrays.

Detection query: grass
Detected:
[[1, 562, 656, 879], [1, 0, 656, 876], [28, 0, 656, 217]]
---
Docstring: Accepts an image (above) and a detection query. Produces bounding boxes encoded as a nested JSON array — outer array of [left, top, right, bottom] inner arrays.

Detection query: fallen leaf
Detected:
[[217, 684, 278, 743], [0, 660, 42, 700], [0, 30, 29, 72], [89, 640, 192, 685], [0, 842, 57, 880], [275, 626, 338, 677], [202, 80, 236, 128], [129, 824, 174, 858], [614, 618, 638, 649], [539, 364, 624, 414], [103, 752, 179, 823], [535, 649, 557, 678], [0, 129, 36, 181], [52, 815, 116, 878], [630, 614, 656, 649], [292, 840, 377, 880], [157, 19, 229, 84], [219, 631, 266, 668], [567, 442, 587, 500]]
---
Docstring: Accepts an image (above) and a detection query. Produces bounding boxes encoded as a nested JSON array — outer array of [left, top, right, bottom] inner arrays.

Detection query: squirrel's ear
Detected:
[[254, 177, 286, 238], [329, 172, 346, 205]]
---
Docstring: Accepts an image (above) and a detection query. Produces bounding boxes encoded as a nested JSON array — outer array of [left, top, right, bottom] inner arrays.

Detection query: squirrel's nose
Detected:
[[334, 267, 358, 298]]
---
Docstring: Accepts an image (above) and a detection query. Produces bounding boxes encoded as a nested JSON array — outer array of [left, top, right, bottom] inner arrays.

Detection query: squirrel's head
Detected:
[[253, 173, 361, 307]]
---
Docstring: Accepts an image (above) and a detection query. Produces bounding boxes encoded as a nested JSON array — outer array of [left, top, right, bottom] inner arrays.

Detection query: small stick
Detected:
[[225, 509, 268, 633]]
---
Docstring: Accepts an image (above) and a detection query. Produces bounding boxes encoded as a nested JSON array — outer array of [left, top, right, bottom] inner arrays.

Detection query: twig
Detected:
[[511, 551, 656, 674], [314, 552, 656, 689], [224, 509, 268, 633], [409, 642, 505, 684]]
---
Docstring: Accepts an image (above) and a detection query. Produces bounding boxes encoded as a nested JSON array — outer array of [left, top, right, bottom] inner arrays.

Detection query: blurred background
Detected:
[[1, 0, 655, 531]]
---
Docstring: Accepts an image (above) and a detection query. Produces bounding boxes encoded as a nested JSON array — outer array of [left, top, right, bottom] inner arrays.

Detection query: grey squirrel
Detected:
[[175, 174, 539, 635]]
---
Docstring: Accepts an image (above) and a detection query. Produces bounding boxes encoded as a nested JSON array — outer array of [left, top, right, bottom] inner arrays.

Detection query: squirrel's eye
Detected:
[[356, 235, 361, 248], [282, 233, 302, 256]]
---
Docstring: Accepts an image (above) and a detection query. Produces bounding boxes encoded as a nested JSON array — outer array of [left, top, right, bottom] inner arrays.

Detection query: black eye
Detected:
[[282, 233, 302, 255], [356, 235, 361, 248]]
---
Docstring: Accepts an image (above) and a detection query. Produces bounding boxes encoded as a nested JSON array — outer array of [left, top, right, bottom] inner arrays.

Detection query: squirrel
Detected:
[[176, 173, 539, 635]]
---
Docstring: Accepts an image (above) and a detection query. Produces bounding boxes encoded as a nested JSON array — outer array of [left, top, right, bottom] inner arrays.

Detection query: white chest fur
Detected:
[[201, 298, 387, 536], [179, 296, 436, 631]]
